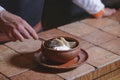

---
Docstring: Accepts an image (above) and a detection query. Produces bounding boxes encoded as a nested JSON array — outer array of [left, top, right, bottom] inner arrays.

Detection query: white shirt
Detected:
[[72, 0, 105, 14], [0, 6, 5, 13]]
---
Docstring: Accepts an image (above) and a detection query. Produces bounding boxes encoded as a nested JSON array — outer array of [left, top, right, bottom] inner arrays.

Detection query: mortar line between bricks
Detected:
[[87, 39, 120, 56], [0, 72, 11, 80], [79, 37, 119, 54], [79, 18, 119, 30], [3, 45, 23, 55], [81, 27, 118, 38], [77, 35, 119, 56], [3, 38, 42, 55], [80, 20, 120, 37], [79, 21, 105, 29], [57, 24, 118, 48], [2, 45, 37, 73], [81, 37, 120, 57], [86, 62, 98, 69], [8, 69, 29, 78], [56, 28, 84, 40], [56, 74, 66, 80], [3, 43, 43, 60], [97, 45, 120, 56], [98, 28, 120, 38]]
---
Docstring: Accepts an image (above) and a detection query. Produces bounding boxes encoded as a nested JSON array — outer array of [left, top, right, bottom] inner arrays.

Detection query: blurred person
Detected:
[[0, 0, 44, 43], [0, 0, 116, 43], [72, 0, 116, 18]]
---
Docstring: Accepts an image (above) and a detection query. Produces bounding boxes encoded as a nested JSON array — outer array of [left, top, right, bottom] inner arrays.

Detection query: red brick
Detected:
[[57, 64, 94, 80], [58, 22, 97, 37], [80, 40, 94, 50], [11, 70, 63, 80], [100, 38, 120, 55], [102, 24, 120, 37], [86, 46, 120, 68], [5, 39, 42, 53], [0, 45, 18, 61], [81, 18, 119, 29], [0, 73, 9, 80], [0, 53, 35, 77], [0, 61, 28, 77], [82, 30, 116, 45], [38, 28, 80, 41]]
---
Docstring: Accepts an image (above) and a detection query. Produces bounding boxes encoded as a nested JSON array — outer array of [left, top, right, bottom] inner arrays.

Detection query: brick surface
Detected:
[[0, 73, 9, 80], [11, 70, 63, 80], [100, 38, 120, 55], [86, 46, 120, 68], [102, 24, 120, 37], [5, 39, 41, 53], [0, 45, 18, 61], [81, 30, 116, 45], [38, 29, 80, 41], [80, 40, 94, 50], [57, 64, 95, 80], [58, 22, 97, 37], [81, 18, 119, 29], [0, 45, 31, 77], [0, 52, 35, 77], [0, 61, 29, 77], [0, 11, 119, 80]]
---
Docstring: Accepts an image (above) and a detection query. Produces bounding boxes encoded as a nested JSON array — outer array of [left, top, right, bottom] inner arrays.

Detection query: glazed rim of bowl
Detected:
[[42, 36, 80, 51]]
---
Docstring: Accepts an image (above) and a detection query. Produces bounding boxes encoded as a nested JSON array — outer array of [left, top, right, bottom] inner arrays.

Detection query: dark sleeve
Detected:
[[0, 0, 45, 27]]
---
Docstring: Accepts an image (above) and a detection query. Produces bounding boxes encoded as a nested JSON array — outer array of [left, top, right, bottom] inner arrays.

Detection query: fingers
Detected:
[[0, 11, 38, 42], [107, 8, 116, 15], [16, 24, 31, 39], [6, 29, 24, 42], [13, 25, 38, 42], [12, 29, 24, 42], [103, 8, 117, 17], [111, 9, 116, 14], [12, 20, 38, 41], [5, 30, 16, 41], [23, 21, 38, 40], [6, 24, 38, 42]]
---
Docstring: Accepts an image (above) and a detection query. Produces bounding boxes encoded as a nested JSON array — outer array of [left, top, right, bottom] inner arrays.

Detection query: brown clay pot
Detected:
[[41, 36, 81, 63]]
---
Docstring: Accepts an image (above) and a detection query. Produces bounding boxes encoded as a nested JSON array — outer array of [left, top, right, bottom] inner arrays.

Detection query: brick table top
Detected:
[[0, 10, 120, 80]]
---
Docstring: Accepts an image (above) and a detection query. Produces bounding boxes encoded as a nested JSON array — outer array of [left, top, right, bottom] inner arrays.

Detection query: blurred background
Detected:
[[42, 0, 120, 30]]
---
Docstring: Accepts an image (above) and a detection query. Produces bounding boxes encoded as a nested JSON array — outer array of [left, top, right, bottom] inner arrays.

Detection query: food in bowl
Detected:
[[46, 37, 77, 50], [41, 36, 81, 63]]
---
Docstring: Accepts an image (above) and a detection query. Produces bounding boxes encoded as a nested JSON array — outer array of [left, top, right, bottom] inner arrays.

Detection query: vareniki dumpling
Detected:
[[47, 37, 77, 50]]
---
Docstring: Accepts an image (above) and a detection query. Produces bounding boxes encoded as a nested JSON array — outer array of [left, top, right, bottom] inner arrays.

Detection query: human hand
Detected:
[[103, 8, 116, 17], [0, 10, 38, 42]]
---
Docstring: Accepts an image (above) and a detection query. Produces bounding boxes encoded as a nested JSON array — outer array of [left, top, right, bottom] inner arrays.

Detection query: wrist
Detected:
[[92, 9, 105, 18]]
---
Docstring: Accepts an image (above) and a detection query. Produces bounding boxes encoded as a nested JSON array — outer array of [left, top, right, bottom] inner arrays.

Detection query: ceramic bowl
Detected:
[[41, 36, 81, 63]]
